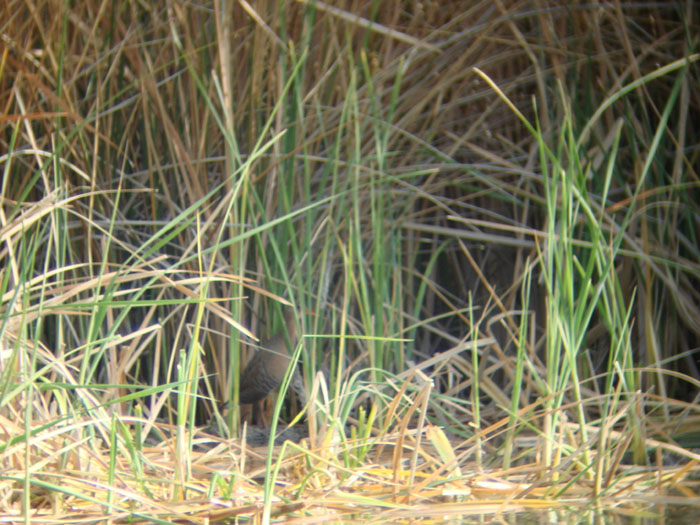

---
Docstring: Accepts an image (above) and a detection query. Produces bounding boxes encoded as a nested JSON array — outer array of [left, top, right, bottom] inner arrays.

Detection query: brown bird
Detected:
[[239, 308, 298, 404]]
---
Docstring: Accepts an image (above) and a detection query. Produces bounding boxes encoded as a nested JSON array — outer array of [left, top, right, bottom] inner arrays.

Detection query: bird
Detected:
[[239, 308, 299, 404]]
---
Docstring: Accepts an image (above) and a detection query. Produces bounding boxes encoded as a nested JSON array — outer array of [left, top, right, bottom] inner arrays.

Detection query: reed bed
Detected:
[[1, 1, 699, 522]]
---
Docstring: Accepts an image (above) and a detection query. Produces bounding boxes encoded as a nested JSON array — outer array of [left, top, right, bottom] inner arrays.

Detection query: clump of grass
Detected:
[[1, 0, 699, 522]]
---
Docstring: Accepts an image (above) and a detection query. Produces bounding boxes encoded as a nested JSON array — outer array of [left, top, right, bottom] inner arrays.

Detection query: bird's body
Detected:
[[239, 308, 298, 404]]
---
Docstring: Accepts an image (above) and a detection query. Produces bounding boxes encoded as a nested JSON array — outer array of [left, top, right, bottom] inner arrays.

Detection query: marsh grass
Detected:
[[1, 1, 699, 522]]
